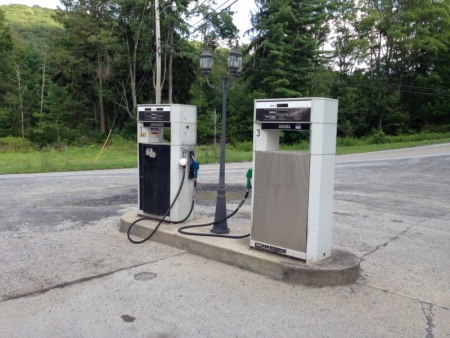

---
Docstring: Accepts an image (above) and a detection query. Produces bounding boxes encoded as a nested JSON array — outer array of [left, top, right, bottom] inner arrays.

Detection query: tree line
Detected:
[[0, 0, 449, 147]]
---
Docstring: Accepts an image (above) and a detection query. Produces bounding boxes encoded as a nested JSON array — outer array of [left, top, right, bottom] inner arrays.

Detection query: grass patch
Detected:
[[196, 144, 253, 164], [336, 138, 450, 155], [1, 132, 449, 175], [337, 132, 450, 154], [0, 136, 137, 174], [0, 136, 36, 152]]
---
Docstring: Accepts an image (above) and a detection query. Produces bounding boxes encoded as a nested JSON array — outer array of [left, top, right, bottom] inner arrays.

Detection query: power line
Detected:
[[184, 0, 238, 39], [188, 0, 236, 28]]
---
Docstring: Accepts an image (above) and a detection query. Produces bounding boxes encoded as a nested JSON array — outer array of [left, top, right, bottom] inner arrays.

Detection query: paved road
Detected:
[[336, 143, 450, 162], [0, 144, 449, 337]]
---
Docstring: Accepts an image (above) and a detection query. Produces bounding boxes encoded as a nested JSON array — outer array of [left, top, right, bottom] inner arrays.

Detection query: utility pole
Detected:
[[155, 0, 162, 104], [155, 1, 176, 104]]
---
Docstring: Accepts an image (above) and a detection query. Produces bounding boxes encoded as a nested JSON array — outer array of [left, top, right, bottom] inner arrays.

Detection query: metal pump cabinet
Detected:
[[137, 104, 197, 222], [250, 98, 338, 262]]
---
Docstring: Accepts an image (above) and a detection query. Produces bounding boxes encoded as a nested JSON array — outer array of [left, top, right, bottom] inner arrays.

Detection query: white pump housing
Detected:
[[137, 104, 197, 222], [250, 98, 338, 262]]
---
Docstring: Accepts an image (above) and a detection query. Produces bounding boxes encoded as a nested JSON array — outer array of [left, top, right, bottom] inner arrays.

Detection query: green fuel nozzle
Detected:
[[246, 168, 253, 189]]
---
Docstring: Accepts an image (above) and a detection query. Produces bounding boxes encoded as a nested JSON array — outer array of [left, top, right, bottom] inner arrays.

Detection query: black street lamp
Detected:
[[199, 44, 243, 234]]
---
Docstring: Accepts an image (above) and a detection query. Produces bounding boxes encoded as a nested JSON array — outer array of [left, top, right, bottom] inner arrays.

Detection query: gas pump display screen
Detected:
[[255, 107, 311, 123], [138, 110, 170, 122]]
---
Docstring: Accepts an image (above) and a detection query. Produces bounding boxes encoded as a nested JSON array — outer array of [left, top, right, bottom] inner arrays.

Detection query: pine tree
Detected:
[[245, 0, 329, 98]]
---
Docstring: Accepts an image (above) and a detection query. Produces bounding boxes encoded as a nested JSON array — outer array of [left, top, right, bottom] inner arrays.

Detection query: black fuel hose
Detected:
[[127, 170, 187, 244], [177, 190, 250, 238], [127, 171, 251, 243]]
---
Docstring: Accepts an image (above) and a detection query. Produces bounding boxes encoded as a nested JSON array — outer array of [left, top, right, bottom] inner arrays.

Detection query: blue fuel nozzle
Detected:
[[190, 159, 199, 179]]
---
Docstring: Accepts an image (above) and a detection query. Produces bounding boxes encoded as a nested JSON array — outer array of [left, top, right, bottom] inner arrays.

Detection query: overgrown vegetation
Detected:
[[0, 1, 449, 153]]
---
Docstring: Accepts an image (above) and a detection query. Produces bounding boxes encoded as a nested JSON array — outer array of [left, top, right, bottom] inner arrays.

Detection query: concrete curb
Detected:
[[120, 211, 360, 286]]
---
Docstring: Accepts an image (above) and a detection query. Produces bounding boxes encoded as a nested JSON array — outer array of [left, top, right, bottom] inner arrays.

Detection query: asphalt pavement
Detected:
[[0, 143, 449, 337]]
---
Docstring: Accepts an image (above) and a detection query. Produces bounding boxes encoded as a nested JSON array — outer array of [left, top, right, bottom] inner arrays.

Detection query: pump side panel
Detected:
[[139, 144, 170, 216], [251, 151, 309, 253]]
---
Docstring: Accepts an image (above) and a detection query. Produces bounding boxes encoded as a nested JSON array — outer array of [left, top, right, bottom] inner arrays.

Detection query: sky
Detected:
[[0, 0, 256, 43]]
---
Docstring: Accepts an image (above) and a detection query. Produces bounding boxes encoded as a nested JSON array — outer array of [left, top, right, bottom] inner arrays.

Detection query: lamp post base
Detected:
[[211, 188, 230, 234]]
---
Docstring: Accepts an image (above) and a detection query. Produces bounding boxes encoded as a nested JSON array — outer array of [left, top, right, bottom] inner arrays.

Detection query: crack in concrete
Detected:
[[356, 282, 449, 311], [0, 252, 187, 303], [421, 302, 435, 338], [360, 224, 414, 262]]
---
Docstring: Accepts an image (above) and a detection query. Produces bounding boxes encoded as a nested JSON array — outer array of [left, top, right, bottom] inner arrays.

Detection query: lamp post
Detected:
[[199, 44, 243, 234], [155, 0, 177, 104]]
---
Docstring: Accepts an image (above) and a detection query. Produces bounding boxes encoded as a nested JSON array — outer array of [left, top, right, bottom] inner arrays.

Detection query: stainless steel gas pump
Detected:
[[137, 104, 197, 222], [250, 98, 338, 262]]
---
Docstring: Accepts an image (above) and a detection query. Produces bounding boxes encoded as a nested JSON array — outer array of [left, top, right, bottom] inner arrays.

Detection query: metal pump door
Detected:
[[139, 143, 171, 215], [252, 151, 310, 254]]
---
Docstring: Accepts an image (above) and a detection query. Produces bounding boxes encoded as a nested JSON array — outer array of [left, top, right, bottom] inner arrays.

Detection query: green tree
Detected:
[[245, 0, 329, 143], [329, 0, 368, 77], [246, 0, 329, 98], [356, 0, 450, 133], [111, 0, 156, 116], [31, 83, 72, 145], [56, 0, 119, 134], [0, 8, 14, 137], [0, 8, 13, 75], [394, 0, 450, 130]]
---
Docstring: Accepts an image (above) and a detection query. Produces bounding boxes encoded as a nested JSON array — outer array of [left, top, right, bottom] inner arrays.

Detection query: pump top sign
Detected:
[[255, 99, 312, 131], [255, 100, 311, 123], [138, 107, 171, 122]]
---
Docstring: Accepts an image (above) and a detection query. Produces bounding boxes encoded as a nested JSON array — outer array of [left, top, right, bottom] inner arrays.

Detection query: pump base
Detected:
[[120, 211, 360, 286]]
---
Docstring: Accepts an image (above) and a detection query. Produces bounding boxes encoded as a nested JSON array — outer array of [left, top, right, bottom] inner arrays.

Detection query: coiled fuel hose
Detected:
[[177, 189, 250, 238], [127, 170, 188, 244], [127, 165, 252, 244]]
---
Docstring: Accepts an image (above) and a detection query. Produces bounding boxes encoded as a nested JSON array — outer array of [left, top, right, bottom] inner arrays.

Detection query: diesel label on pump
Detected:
[[143, 122, 170, 127], [261, 123, 311, 131]]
